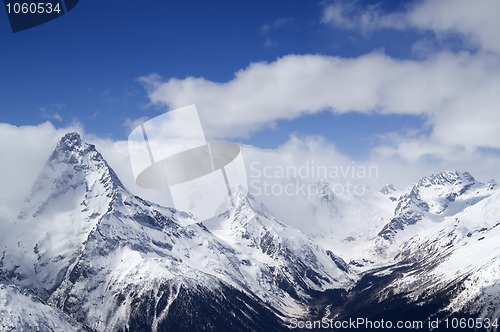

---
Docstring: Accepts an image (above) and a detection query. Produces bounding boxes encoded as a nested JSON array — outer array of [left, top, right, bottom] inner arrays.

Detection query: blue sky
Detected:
[[1, 1, 426, 151], [1, 0, 499, 170]]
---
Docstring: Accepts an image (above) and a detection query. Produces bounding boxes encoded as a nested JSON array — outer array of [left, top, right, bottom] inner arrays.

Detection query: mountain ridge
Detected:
[[1, 132, 499, 331]]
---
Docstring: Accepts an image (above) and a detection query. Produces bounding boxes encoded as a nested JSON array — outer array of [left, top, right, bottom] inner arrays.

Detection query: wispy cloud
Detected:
[[321, 1, 405, 33], [39, 106, 63, 122], [123, 116, 149, 132], [321, 0, 500, 53], [261, 17, 293, 34], [261, 17, 293, 47]]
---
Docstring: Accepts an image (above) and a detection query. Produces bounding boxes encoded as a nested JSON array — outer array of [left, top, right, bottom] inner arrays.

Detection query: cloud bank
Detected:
[[1, 123, 499, 225], [137, 0, 499, 172], [141, 51, 500, 150]]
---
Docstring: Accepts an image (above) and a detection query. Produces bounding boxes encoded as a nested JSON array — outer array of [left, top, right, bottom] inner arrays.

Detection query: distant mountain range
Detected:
[[1, 132, 498, 331]]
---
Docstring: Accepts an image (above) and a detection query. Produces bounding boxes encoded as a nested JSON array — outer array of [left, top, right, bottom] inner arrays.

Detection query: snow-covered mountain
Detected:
[[1, 133, 499, 331], [0, 132, 351, 331], [0, 283, 88, 332], [377, 171, 495, 248], [205, 189, 354, 302], [326, 171, 500, 328], [0, 133, 274, 331], [364, 171, 500, 323]]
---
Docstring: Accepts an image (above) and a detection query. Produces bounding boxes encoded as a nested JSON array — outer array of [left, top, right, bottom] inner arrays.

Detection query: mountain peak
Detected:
[[380, 183, 398, 202], [378, 170, 485, 241], [20, 132, 125, 219], [53, 131, 124, 187], [48, 131, 99, 165], [417, 171, 475, 188], [59, 131, 83, 147], [228, 186, 275, 218], [380, 183, 396, 195]]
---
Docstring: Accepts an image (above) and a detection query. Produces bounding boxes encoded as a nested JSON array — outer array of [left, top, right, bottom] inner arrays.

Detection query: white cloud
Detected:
[[123, 116, 149, 132], [0, 123, 373, 221], [245, 134, 500, 224], [321, 1, 404, 32], [407, 0, 500, 54], [0, 123, 168, 220], [3, 0, 499, 223], [1, 123, 498, 227], [317, 0, 500, 177], [135, 0, 499, 176], [322, 0, 500, 53], [140, 51, 500, 152], [371, 134, 500, 187]]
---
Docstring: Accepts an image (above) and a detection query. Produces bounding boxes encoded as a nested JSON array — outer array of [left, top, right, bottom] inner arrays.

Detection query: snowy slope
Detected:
[[204, 188, 355, 302], [1, 132, 125, 296], [320, 172, 500, 328], [388, 184, 500, 320], [0, 283, 87, 332], [46, 188, 302, 330], [376, 171, 496, 255], [329, 171, 500, 326]]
